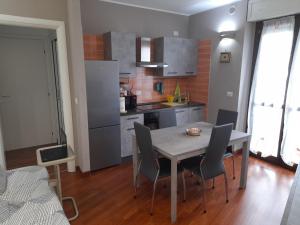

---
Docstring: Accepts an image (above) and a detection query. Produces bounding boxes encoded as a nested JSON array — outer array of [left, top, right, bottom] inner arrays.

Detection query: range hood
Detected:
[[136, 37, 168, 68]]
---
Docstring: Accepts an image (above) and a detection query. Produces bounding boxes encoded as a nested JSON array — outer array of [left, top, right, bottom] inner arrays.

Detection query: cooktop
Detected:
[[136, 103, 170, 112]]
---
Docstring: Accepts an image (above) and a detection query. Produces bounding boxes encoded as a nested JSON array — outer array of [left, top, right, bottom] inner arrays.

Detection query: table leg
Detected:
[[240, 140, 250, 189], [171, 157, 178, 223], [132, 135, 138, 188]]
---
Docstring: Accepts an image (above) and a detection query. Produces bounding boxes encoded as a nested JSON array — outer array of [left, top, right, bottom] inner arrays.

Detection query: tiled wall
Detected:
[[187, 40, 211, 116], [83, 34, 211, 116], [83, 34, 104, 60]]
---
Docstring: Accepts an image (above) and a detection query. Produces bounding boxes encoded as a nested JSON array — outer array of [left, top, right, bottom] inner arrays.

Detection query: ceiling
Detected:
[[99, 0, 242, 16]]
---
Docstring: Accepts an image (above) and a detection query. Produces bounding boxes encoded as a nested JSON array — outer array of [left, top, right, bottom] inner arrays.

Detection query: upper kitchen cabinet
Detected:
[[154, 37, 198, 77], [103, 32, 136, 77], [183, 39, 198, 76]]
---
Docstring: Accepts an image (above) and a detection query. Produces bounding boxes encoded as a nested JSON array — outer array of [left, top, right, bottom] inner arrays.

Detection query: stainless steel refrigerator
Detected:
[[85, 60, 121, 171]]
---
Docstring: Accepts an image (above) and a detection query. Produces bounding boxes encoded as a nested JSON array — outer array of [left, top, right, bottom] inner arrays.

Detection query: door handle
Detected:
[[1, 96, 11, 98], [167, 72, 178, 75], [193, 108, 202, 111], [127, 117, 139, 120]]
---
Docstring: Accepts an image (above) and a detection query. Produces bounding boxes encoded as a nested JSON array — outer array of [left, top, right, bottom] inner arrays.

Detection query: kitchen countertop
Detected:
[[120, 101, 205, 116]]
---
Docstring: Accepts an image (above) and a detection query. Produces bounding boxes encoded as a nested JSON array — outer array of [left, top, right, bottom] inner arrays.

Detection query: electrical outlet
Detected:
[[226, 91, 233, 97]]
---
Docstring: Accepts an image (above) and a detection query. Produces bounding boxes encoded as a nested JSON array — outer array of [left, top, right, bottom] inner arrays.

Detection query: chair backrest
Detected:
[[200, 124, 233, 179], [134, 122, 159, 182], [216, 109, 238, 129], [159, 108, 177, 129]]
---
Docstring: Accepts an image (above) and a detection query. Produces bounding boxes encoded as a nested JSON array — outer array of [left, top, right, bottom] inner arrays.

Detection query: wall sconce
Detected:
[[219, 31, 236, 39]]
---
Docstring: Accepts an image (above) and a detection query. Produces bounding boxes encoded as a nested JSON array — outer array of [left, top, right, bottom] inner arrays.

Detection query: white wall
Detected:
[[80, 0, 189, 38], [189, 1, 249, 124], [0, 118, 6, 169], [236, 23, 256, 132], [67, 0, 90, 172]]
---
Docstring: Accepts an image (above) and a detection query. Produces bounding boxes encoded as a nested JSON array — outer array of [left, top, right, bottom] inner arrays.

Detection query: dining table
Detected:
[[132, 122, 251, 223]]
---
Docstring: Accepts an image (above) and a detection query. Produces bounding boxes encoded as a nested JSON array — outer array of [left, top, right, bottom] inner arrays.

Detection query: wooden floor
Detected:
[[5, 144, 53, 170], [6, 150, 295, 225]]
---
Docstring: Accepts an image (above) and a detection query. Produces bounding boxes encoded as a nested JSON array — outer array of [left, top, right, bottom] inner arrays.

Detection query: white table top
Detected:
[[149, 122, 251, 160]]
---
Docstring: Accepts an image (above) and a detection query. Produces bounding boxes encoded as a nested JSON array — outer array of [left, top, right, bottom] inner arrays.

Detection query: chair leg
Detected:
[[224, 172, 229, 203], [134, 160, 142, 198], [199, 171, 207, 214], [212, 178, 215, 189], [182, 170, 186, 202], [150, 172, 159, 215], [232, 156, 236, 180], [200, 178, 207, 213]]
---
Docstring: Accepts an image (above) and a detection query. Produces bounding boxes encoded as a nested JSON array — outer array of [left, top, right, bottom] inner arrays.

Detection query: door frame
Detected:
[[0, 14, 74, 170]]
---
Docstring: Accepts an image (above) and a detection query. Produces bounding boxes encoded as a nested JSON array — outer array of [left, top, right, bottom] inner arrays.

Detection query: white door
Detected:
[[0, 36, 53, 151]]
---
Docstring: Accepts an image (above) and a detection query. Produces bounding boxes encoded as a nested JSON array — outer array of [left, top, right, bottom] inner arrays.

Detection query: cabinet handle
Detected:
[[176, 110, 185, 113], [193, 108, 202, 111], [120, 72, 132, 75], [127, 128, 135, 131], [186, 72, 195, 74], [127, 117, 139, 120], [167, 72, 178, 75]]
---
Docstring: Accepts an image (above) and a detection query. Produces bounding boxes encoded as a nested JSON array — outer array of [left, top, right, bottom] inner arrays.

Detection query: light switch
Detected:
[[136, 90, 142, 96], [226, 91, 233, 97], [173, 30, 179, 37], [74, 97, 79, 105]]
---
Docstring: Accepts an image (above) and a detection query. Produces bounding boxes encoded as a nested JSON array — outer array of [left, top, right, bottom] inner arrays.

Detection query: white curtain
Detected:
[[248, 16, 295, 157], [281, 29, 300, 165]]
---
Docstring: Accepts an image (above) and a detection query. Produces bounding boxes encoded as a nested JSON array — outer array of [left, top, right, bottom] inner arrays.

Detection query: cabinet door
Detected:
[[175, 108, 189, 126], [105, 32, 136, 77], [120, 114, 144, 157], [189, 107, 205, 123], [89, 125, 121, 171], [184, 39, 198, 76], [154, 37, 198, 77], [164, 37, 183, 76], [121, 127, 135, 157]]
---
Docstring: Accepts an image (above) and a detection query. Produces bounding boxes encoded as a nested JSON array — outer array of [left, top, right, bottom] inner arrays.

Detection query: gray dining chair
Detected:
[[159, 108, 177, 129], [134, 122, 186, 215], [182, 124, 233, 213], [216, 109, 238, 180]]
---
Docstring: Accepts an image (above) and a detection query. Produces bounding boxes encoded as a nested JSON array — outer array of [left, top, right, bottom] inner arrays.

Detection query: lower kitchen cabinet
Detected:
[[120, 114, 144, 157], [175, 106, 205, 126], [175, 108, 189, 126], [189, 106, 205, 123]]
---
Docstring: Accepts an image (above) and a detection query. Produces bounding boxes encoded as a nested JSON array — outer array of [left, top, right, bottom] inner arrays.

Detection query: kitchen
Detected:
[[84, 29, 210, 170], [2, 0, 300, 225]]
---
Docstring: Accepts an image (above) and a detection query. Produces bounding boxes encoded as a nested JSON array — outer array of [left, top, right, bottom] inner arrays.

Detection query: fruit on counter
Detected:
[[167, 95, 174, 103]]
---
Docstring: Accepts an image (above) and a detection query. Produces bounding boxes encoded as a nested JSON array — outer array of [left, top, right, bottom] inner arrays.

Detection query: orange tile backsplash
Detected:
[[83, 34, 211, 117]]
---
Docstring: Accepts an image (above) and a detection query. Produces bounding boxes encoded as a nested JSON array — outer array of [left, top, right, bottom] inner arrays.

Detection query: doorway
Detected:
[[0, 14, 74, 171], [0, 25, 64, 169], [248, 15, 300, 168]]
